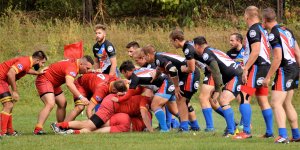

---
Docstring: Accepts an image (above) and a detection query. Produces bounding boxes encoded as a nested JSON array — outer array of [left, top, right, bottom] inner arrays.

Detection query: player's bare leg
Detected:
[[199, 84, 216, 131], [55, 93, 67, 122], [151, 96, 169, 131], [64, 105, 85, 122], [257, 91, 274, 137], [176, 97, 189, 132]]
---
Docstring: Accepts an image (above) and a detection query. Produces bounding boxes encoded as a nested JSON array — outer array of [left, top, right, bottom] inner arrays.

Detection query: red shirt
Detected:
[[76, 73, 118, 93], [116, 95, 151, 117], [0, 56, 33, 81], [41, 59, 79, 87]]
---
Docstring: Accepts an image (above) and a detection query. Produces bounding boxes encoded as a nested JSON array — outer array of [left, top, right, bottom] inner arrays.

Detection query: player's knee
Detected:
[[3, 101, 14, 110]]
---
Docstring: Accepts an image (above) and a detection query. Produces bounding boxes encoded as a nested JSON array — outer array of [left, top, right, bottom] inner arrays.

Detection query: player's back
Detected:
[[155, 52, 186, 70], [77, 73, 117, 92], [43, 59, 77, 87], [116, 95, 150, 117], [0, 56, 30, 80]]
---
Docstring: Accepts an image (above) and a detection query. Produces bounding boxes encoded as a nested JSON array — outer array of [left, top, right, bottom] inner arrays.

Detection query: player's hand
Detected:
[[80, 97, 89, 105], [211, 91, 220, 103], [39, 67, 48, 74], [111, 97, 119, 102], [180, 65, 187, 73], [174, 86, 183, 100], [262, 77, 270, 87], [116, 92, 125, 96], [12, 91, 20, 101], [149, 71, 157, 83], [242, 69, 248, 84]]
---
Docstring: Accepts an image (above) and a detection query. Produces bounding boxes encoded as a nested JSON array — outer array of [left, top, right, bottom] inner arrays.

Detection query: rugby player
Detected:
[[126, 41, 140, 58], [262, 7, 300, 143], [33, 56, 93, 135], [0, 51, 47, 136], [142, 45, 201, 132], [241, 6, 274, 138]]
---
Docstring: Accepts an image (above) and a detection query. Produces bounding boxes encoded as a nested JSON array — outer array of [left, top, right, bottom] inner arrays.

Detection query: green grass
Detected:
[[1, 12, 300, 149]]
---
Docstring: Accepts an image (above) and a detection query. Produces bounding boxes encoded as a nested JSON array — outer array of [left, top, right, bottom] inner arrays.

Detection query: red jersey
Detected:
[[41, 59, 79, 87], [0, 56, 33, 81], [76, 73, 118, 93], [115, 95, 151, 117]]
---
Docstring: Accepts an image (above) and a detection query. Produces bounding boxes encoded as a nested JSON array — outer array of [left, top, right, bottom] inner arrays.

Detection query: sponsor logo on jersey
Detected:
[[203, 76, 208, 81], [249, 30, 256, 38], [17, 64, 23, 70], [194, 81, 199, 89], [256, 77, 264, 86], [179, 81, 184, 86], [168, 85, 175, 92], [95, 96, 101, 101], [203, 53, 209, 61], [236, 85, 241, 91], [286, 79, 293, 88], [97, 74, 106, 80], [70, 72, 77, 77], [94, 48, 99, 51], [155, 59, 160, 66], [107, 46, 114, 52], [269, 33, 275, 41], [184, 48, 189, 55]]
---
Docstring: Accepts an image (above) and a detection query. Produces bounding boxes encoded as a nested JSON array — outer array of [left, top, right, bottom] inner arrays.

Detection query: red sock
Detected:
[[7, 114, 14, 134], [57, 122, 69, 129], [74, 130, 80, 134], [34, 124, 43, 133], [0, 112, 10, 135]]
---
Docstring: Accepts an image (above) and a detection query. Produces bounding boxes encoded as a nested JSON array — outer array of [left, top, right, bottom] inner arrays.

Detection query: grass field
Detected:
[[1, 12, 300, 149]]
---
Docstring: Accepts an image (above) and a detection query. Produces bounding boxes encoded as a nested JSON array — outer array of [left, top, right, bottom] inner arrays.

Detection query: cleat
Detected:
[[6, 130, 20, 136], [177, 128, 189, 133], [223, 131, 235, 138], [233, 132, 252, 139], [50, 123, 63, 134], [33, 130, 46, 135], [274, 136, 289, 144], [190, 127, 200, 132], [261, 133, 275, 138], [64, 129, 74, 135], [290, 137, 300, 142], [204, 128, 215, 132]]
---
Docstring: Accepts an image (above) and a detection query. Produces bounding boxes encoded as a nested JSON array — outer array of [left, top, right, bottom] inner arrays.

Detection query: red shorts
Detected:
[[109, 113, 131, 133], [35, 75, 63, 97], [0, 79, 13, 103], [95, 96, 116, 123], [131, 111, 152, 132]]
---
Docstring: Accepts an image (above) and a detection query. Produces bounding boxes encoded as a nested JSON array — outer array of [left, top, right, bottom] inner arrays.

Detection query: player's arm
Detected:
[[86, 101, 97, 118], [116, 86, 143, 102], [294, 41, 300, 67], [109, 56, 117, 76], [244, 42, 260, 71], [140, 107, 153, 132], [65, 76, 89, 105], [263, 47, 282, 87], [182, 59, 195, 73], [165, 62, 182, 98], [7, 67, 18, 91], [94, 58, 100, 69], [208, 60, 223, 92]]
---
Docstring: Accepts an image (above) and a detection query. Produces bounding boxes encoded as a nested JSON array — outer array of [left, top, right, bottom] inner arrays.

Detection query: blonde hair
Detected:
[[94, 24, 106, 31], [141, 45, 156, 56], [132, 48, 143, 59], [245, 6, 260, 19]]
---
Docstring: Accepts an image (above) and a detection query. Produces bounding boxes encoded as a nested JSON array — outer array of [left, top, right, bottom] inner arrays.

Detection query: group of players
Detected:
[[0, 6, 300, 144]]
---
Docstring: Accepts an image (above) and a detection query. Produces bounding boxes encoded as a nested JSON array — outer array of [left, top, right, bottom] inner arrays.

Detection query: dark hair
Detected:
[[119, 60, 135, 73], [94, 24, 106, 31], [113, 80, 127, 92], [32, 50, 47, 60], [262, 7, 276, 22], [82, 55, 94, 65], [231, 33, 243, 43], [169, 29, 184, 41], [126, 41, 140, 49], [193, 36, 207, 46], [141, 45, 156, 56]]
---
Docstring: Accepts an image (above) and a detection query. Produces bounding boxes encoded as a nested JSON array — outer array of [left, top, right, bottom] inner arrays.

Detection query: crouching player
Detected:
[[51, 94, 152, 134], [0, 51, 47, 136], [64, 72, 123, 121], [117, 60, 179, 132]]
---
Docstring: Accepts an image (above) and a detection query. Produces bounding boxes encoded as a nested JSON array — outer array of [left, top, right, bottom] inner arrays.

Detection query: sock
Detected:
[[278, 128, 288, 138], [74, 130, 80, 134], [0, 112, 10, 135], [215, 107, 225, 117], [202, 108, 214, 129], [189, 119, 200, 129], [165, 106, 172, 129], [292, 128, 300, 139], [34, 124, 43, 133], [57, 122, 69, 129], [154, 109, 168, 131], [262, 108, 273, 135], [7, 114, 14, 134], [180, 121, 189, 131], [223, 108, 235, 134], [239, 104, 252, 134]]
